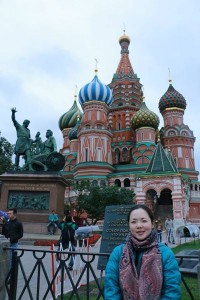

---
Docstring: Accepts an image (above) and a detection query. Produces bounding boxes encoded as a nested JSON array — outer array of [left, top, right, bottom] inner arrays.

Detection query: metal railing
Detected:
[[3, 246, 200, 300], [4, 246, 109, 300]]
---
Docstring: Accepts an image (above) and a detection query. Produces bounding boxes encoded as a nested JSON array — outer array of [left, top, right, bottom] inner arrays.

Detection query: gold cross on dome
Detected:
[[94, 58, 98, 74]]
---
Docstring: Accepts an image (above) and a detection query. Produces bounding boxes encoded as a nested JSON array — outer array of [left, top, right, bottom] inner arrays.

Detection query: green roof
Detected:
[[146, 142, 178, 173]]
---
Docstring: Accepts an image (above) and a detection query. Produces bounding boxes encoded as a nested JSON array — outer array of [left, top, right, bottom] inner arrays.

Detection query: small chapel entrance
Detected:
[[146, 188, 173, 221], [157, 188, 173, 220]]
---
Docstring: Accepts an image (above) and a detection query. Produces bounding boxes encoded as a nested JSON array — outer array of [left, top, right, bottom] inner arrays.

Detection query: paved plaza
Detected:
[[3, 231, 198, 299]]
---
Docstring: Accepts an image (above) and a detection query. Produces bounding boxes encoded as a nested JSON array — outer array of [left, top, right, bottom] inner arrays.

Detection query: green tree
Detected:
[[70, 180, 91, 218], [74, 183, 134, 224], [0, 136, 14, 174]]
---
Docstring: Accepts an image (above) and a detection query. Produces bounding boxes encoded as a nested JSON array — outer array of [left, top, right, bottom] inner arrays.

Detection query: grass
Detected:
[[180, 275, 199, 300], [57, 283, 104, 300], [59, 279, 199, 300], [172, 239, 200, 255], [58, 240, 200, 300], [172, 239, 200, 300]]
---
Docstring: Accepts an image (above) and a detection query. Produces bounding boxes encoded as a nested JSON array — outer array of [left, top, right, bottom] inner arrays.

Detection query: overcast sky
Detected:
[[0, 0, 200, 174]]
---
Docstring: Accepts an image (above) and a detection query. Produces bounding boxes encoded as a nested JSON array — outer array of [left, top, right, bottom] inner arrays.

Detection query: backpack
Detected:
[[61, 222, 76, 244]]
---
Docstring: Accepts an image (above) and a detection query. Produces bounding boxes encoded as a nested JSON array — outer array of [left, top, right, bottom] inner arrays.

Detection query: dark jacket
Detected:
[[2, 218, 23, 244], [58, 221, 78, 247]]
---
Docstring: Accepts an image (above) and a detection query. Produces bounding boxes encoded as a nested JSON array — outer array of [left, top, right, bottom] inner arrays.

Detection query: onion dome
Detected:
[[132, 99, 160, 130], [68, 116, 80, 140], [159, 81, 187, 113], [119, 31, 130, 45], [118, 30, 130, 55], [78, 74, 112, 106], [58, 97, 82, 131]]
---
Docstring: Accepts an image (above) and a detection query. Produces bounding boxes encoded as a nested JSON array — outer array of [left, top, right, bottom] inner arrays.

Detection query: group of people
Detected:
[[154, 216, 175, 244], [1, 208, 78, 272], [165, 217, 175, 244]]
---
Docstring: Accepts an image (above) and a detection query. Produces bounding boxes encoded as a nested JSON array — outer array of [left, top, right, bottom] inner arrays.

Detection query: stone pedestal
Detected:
[[0, 171, 68, 234]]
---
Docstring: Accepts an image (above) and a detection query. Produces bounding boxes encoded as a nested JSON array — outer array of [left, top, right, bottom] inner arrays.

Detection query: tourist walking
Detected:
[[104, 204, 181, 300], [155, 217, 163, 242], [168, 218, 175, 244], [58, 215, 78, 270]]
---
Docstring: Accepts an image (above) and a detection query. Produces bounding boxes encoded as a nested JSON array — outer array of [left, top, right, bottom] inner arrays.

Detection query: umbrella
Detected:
[[0, 210, 9, 221]]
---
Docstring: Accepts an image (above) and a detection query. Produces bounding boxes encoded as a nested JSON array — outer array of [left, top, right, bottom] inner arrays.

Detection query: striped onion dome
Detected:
[[58, 99, 82, 131], [132, 100, 160, 130], [159, 82, 187, 113], [78, 75, 112, 106], [68, 117, 80, 140]]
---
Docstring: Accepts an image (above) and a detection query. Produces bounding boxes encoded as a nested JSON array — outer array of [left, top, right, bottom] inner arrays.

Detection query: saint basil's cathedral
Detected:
[[58, 32, 200, 232]]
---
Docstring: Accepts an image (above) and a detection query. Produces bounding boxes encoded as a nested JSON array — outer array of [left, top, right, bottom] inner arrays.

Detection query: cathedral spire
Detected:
[[116, 31, 134, 77]]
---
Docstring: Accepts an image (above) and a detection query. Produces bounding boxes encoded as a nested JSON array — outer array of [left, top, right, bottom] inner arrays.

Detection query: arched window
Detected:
[[92, 180, 98, 187], [115, 148, 120, 164], [100, 180, 106, 187], [97, 124, 102, 129], [146, 189, 157, 202], [117, 122, 121, 130], [115, 179, 121, 187], [85, 148, 88, 162], [159, 188, 172, 205], [122, 148, 128, 161], [124, 178, 130, 187]]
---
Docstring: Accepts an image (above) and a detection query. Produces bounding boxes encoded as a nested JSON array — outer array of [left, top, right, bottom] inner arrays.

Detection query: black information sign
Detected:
[[97, 204, 133, 270]]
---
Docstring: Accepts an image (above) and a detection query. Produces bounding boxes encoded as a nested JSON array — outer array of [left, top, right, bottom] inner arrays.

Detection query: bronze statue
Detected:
[[11, 108, 32, 170], [11, 109, 64, 172], [30, 129, 64, 172], [41, 129, 57, 154], [32, 131, 42, 155]]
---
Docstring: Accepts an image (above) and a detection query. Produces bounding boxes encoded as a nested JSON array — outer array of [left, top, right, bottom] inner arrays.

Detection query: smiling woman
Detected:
[[128, 206, 153, 240], [104, 204, 181, 300]]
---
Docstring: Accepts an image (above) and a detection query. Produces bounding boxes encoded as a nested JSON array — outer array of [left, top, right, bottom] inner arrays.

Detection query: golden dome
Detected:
[[119, 30, 130, 44]]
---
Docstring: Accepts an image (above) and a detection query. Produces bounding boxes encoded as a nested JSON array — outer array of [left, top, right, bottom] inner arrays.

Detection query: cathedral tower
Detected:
[[159, 80, 198, 180], [73, 71, 114, 179], [108, 31, 143, 164]]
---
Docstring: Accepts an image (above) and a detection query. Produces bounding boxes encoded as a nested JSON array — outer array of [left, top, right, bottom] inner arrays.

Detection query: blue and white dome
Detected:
[[78, 75, 112, 106]]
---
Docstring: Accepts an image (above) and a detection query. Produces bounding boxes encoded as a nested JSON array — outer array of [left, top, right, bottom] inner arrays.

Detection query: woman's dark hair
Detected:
[[127, 204, 154, 223], [65, 215, 72, 222]]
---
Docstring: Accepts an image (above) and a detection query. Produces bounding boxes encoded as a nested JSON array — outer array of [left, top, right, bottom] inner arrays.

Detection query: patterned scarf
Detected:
[[119, 230, 163, 300]]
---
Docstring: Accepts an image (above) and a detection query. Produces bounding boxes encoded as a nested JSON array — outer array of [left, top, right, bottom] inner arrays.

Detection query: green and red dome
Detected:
[[159, 83, 187, 113], [59, 100, 82, 131], [68, 118, 80, 140], [131, 101, 160, 130]]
